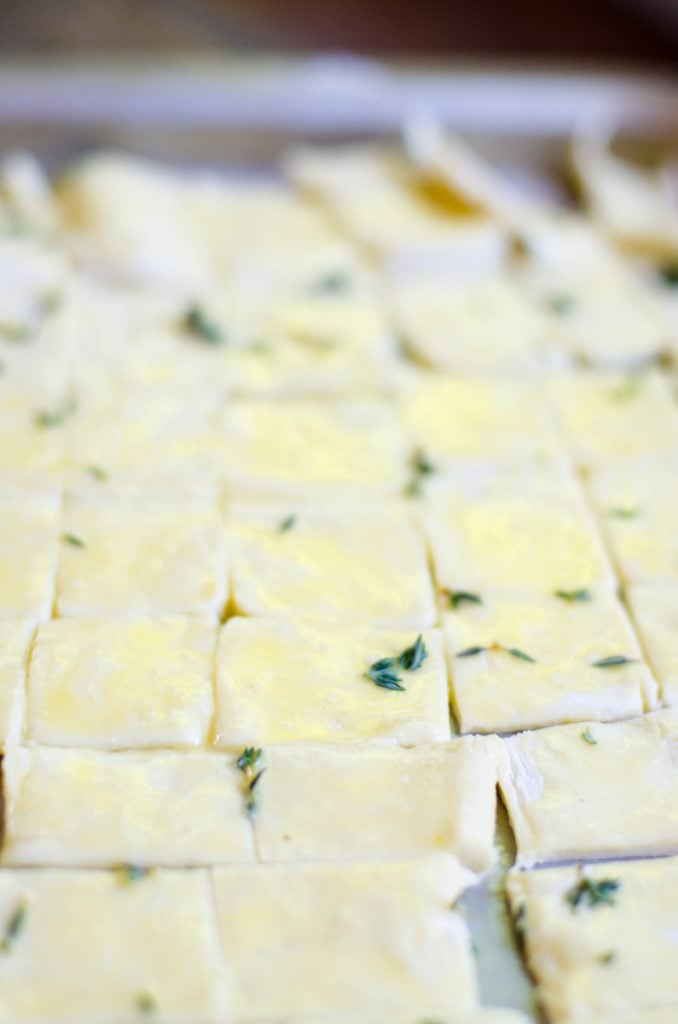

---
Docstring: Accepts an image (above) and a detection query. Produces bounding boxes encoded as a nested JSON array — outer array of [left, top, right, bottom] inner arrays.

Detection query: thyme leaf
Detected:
[[591, 655, 636, 668], [447, 590, 483, 609], [235, 747, 265, 819], [33, 397, 76, 429], [115, 863, 152, 884], [278, 514, 296, 533], [565, 876, 620, 910], [61, 533, 86, 548], [456, 646, 487, 658], [554, 588, 591, 603], [310, 271, 351, 294], [405, 448, 435, 497], [455, 642, 537, 663], [136, 990, 156, 1014], [366, 636, 428, 691], [87, 465, 108, 482], [0, 901, 27, 952], [609, 506, 639, 520], [181, 304, 222, 345], [581, 728, 597, 745]]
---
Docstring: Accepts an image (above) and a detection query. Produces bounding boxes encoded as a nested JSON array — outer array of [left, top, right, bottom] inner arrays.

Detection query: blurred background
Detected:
[[1, 0, 678, 64]]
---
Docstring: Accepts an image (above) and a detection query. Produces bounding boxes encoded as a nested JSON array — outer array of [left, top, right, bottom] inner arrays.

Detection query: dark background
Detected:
[[1, 0, 678, 65]]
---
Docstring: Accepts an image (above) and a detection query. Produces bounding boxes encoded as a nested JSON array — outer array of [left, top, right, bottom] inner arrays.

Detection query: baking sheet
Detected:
[[1, 55, 676, 1021]]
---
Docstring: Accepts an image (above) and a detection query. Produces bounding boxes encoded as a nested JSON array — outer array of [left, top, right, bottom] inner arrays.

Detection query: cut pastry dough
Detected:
[[0, 867, 227, 1023], [397, 373, 565, 471], [507, 855, 678, 1023], [443, 591, 656, 733], [228, 502, 435, 627], [0, 620, 34, 746], [588, 463, 678, 585], [57, 488, 228, 617], [549, 371, 678, 468], [219, 399, 407, 499], [389, 277, 557, 374], [626, 584, 678, 705], [27, 616, 216, 748], [215, 617, 450, 747], [0, 479, 60, 620], [3, 746, 255, 866], [253, 739, 498, 873], [213, 854, 477, 1019], [500, 709, 678, 865], [423, 472, 615, 599]]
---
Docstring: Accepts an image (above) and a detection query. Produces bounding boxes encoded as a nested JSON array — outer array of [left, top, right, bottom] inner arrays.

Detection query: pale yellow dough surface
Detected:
[[57, 488, 228, 617], [229, 502, 435, 627], [507, 856, 678, 1024], [424, 473, 614, 599], [253, 739, 498, 873], [213, 855, 477, 1019], [499, 709, 678, 865], [0, 480, 60, 620], [443, 592, 656, 733], [27, 616, 215, 748], [219, 399, 406, 499], [2, 746, 255, 867], [0, 620, 35, 746], [627, 584, 678, 704], [0, 867, 227, 1023], [215, 617, 450, 747]]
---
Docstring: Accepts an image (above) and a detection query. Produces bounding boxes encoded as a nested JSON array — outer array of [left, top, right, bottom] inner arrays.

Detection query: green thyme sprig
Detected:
[[236, 747, 265, 819], [181, 304, 222, 345], [34, 396, 77, 429], [456, 642, 536, 664], [0, 900, 27, 952], [366, 635, 428, 692], [591, 655, 635, 669], [554, 588, 591, 603], [405, 448, 435, 497], [565, 875, 620, 911], [445, 589, 483, 610], [115, 863, 152, 885]]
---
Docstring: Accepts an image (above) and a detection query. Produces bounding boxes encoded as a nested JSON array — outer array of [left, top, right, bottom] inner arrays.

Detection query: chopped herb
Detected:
[[598, 950, 616, 965], [549, 293, 575, 315], [236, 747, 262, 771], [565, 876, 620, 910], [591, 655, 635, 668], [115, 863, 152, 885], [235, 747, 265, 819], [658, 262, 678, 287], [405, 448, 436, 497], [455, 642, 537, 663], [610, 377, 641, 402], [505, 646, 536, 663], [278, 514, 296, 533], [555, 588, 591, 603], [447, 590, 482, 610], [366, 636, 428, 692], [86, 465, 108, 482], [581, 728, 598, 745], [0, 901, 27, 952], [181, 304, 222, 345], [33, 397, 76, 429], [136, 990, 156, 1014], [310, 270, 350, 294], [609, 506, 639, 520], [367, 660, 406, 691], [456, 645, 488, 658], [398, 634, 428, 671], [61, 533, 86, 549]]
